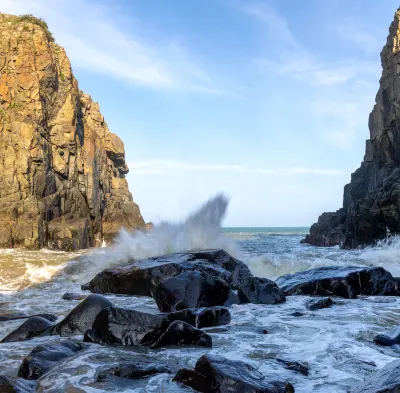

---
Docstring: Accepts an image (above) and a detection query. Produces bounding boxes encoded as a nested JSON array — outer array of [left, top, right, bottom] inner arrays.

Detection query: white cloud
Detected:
[[337, 25, 381, 54], [129, 159, 344, 176], [0, 0, 217, 92]]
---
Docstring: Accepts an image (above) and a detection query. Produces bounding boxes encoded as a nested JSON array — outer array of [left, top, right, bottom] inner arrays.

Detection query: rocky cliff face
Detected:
[[0, 13, 144, 250], [304, 8, 400, 249]]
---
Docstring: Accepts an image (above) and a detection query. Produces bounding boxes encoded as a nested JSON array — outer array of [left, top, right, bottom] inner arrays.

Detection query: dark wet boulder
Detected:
[[276, 266, 399, 298], [0, 376, 36, 392], [84, 307, 169, 347], [0, 313, 57, 323], [349, 359, 400, 392], [374, 325, 400, 346], [153, 271, 239, 312], [150, 320, 212, 349], [306, 297, 334, 311], [276, 358, 309, 376], [18, 340, 83, 380], [166, 307, 231, 328], [52, 294, 113, 336], [97, 361, 171, 381], [290, 312, 305, 317], [175, 354, 294, 392], [61, 293, 87, 301], [1, 316, 54, 343], [238, 276, 286, 305], [83, 249, 251, 296], [173, 368, 213, 392]]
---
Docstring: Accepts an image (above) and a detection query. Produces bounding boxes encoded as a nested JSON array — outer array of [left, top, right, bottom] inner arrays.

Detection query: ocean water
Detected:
[[0, 195, 400, 392]]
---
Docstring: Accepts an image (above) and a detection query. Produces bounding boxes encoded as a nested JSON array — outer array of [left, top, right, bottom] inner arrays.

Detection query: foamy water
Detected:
[[0, 195, 399, 392]]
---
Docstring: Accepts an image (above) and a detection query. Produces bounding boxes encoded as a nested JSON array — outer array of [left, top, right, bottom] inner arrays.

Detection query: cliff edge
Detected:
[[304, 8, 400, 249], [0, 13, 145, 250]]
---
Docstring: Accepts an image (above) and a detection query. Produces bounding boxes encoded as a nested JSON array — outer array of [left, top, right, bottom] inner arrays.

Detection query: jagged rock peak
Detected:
[[0, 12, 144, 250]]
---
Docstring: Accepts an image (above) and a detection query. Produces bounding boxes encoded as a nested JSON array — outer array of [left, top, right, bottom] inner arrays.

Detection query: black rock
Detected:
[[0, 376, 36, 392], [61, 293, 87, 301], [0, 313, 57, 323], [97, 361, 171, 381], [84, 307, 169, 347], [349, 359, 400, 392], [83, 249, 251, 296], [175, 354, 294, 393], [52, 294, 113, 336], [173, 368, 213, 392], [166, 307, 231, 328], [306, 297, 334, 311], [374, 325, 400, 346], [276, 358, 309, 376], [150, 320, 212, 349], [153, 271, 239, 312], [18, 341, 83, 380], [290, 312, 305, 317], [238, 276, 286, 305], [1, 316, 54, 343], [276, 266, 399, 298]]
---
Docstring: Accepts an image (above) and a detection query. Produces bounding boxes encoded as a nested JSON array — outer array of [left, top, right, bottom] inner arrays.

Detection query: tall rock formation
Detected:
[[0, 13, 145, 250], [304, 8, 400, 249]]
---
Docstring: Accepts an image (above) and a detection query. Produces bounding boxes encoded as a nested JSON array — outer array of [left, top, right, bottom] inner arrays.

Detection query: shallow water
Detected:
[[1, 196, 400, 392]]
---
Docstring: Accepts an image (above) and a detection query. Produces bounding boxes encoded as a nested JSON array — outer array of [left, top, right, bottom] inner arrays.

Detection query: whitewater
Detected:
[[1, 194, 400, 392]]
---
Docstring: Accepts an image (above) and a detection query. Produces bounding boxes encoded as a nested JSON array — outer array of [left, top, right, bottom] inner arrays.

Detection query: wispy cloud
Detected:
[[0, 0, 217, 92], [129, 159, 344, 176], [337, 24, 381, 54]]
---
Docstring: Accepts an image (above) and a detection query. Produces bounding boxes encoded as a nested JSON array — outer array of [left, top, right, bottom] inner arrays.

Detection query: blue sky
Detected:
[[1, 0, 399, 226]]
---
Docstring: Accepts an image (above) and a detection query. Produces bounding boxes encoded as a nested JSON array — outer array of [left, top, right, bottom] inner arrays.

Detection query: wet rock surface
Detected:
[[306, 297, 334, 311], [0, 376, 36, 392], [238, 276, 286, 305], [374, 325, 400, 346], [52, 294, 113, 336], [61, 293, 87, 301], [17, 341, 83, 380], [165, 307, 231, 328], [276, 266, 399, 298], [1, 316, 54, 343], [276, 358, 309, 376], [153, 270, 239, 312], [0, 313, 57, 323]]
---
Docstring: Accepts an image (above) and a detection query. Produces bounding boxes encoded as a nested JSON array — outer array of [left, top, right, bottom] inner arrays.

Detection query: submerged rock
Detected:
[[238, 276, 286, 305], [52, 294, 113, 336], [374, 325, 400, 346], [97, 361, 171, 381], [349, 359, 400, 392], [306, 297, 334, 311], [1, 316, 54, 343], [174, 354, 294, 393], [84, 307, 169, 347], [0, 313, 57, 323], [165, 307, 231, 328], [153, 271, 239, 312], [83, 249, 251, 296], [0, 376, 36, 392], [276, 266, 399, 298], [61, 293, 87, 301], [276, 358, 309, 376], [18, 341, 83, 380], [150, 321, 212, 349]]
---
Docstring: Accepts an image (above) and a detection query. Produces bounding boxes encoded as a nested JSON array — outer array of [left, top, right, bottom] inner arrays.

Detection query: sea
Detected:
[[0, 195, 400, 392]]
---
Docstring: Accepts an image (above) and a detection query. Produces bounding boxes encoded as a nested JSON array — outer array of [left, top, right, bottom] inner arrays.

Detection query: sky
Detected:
[[0, 0, 399, 226]]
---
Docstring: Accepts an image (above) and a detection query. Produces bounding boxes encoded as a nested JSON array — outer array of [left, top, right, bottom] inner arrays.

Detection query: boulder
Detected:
[[153, 271, 239, 312], [165, 307, 231, 328], [83, 249, 251, 295], [1, 316, 54, 343], [52, 294, 113, 336], [84, 307, 169, 347], [0, 376, 36, 392], [174, 354, 294, 392], [276, 266, 399, 298], [18, 341, 83, 380], [306, 297, 334, 311], [61, 293, 87, 301], [0, 313, 56, 323], [349, 359, 400, 393], [374, 325, 400, 346], [238, 277, 286, 305], [97, 361, 171, 381], [276, 358, 309, 376], [150, 321, 212, 349]]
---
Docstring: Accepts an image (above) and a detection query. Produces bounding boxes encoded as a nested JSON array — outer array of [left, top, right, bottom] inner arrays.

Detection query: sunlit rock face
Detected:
[[304, 8, 400, 249], [0, 13, 144, 250]]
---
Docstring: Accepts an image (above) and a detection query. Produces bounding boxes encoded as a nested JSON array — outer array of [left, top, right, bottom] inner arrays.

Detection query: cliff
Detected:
[[0, 13, 145, 250], [304, 8, 400, 249]]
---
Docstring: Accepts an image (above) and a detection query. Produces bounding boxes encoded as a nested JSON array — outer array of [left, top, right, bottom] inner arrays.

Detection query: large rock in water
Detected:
[[1, 316, 54, 343], [349, 359, 400, 393], [165, 307, 231, 328], [237, 276, 286, 305], [276, 266, 399, 298], [84, 249, 251, 295], [0, 13, 144, 250], [173, 354, 294, 393], [302, 8, 400, 249], [0, 376, 36, 392]]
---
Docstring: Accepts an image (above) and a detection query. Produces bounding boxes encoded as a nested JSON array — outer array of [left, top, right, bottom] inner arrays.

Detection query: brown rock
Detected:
[[0, 13, 144, 250]]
